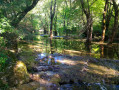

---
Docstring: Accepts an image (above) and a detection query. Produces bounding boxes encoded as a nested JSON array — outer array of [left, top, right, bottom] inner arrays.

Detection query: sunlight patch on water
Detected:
[[37, 53, 77, 65], [37, 53, 64, 65], [38, 53, 47, 59]]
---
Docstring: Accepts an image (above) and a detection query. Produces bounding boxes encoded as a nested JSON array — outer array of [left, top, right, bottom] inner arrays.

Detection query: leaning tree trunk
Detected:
[[11, 0, 39, 27], [11, 0, 39, 56]]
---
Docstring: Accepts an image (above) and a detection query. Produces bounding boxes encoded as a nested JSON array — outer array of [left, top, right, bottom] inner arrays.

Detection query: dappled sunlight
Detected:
[[17, 61, 24, 67], [29, 74, 40, 81], [57, 59, 78, 65], [27, 40, 50, 53], [75, 39, 86, 42], [28, 44, 44, 52], [63, 49, 83, 54], [63, 49, 100, 58], [88, 63, 119, 78], [79, 61, 88, 65], [9, 50, 15, 53], [63, 49, 91, 56], [30, 74, 52, 86], [13, 61, 29, 85], [39, 79, 51, 86], [14, 61, 28, 75], [92, 42, 107, 45]]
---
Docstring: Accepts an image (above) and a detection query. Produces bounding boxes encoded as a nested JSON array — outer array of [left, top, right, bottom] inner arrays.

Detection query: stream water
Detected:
[[37, 37, 119, 60], [18, 36, 119, 90]]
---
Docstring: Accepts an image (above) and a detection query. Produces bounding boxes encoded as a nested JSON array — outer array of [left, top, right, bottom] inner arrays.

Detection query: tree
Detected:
[[101, 0, 109, 42], [0, 0, 39, 27], [80, 0, 93, 44], [108, 0, 119, 44], [106, 1, 113, 31], [50, 0, 57, 38], [54, 8, 58, 36]]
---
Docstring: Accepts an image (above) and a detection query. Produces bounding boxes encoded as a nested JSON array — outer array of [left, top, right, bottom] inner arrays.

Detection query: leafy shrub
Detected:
[[0, 15, 9, 71], [0, 14, 15, 33], [17, 24, 39, 41], [0, 37, 8, 71]]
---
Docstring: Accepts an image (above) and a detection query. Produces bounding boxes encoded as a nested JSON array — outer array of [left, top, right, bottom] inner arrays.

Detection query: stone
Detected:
[[9, 61, 30, 86], [50, 74, 61, 85]]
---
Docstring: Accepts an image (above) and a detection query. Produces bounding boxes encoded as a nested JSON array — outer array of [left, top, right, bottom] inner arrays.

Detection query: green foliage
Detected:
[[0, 81, 9, 90], [0, 0, 36, 21], [93, 25, 102, 36], [0, 15, 11, 72], [0, 15, 12, 33], [17, 24, 39, 41], [0, 37, 8, 72], [27, 0, 106, 38]]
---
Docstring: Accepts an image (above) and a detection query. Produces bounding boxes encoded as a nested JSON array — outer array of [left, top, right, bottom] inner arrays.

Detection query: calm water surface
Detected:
[[38, 37, 119, 60]]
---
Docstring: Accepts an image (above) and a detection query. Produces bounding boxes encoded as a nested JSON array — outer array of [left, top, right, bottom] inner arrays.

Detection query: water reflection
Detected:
[[48, 56, 63, 65], [39, 37, 119, 60], [85, 42, 91, 56], [37, 53, 64, 65], [100, 45, 104, 58], [38, 53, 47, 59], [100, 44, 119, 59]]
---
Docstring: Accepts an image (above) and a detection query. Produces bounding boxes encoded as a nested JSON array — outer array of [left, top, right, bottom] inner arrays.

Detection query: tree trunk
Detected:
[[50, 16, 53, 38], [108, 10, 118, 44], [64, 19, 66, 35], [54, 5, 58, 36], [108, 0, 118, 44], [44, 27, 47, 34], [80, 0, 93, 44], [54, 16, 57, 36], [106, 4, 113, 31], [44, 13, 48, 34], [50, 0, 56, 39], [101, 0, 108, 42], [86, 14, 93, 44]]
